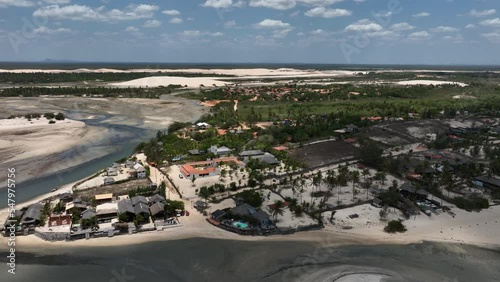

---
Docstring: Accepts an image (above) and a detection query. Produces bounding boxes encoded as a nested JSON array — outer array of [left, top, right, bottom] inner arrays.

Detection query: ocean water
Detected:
[[0, 239, 498, 282], [1, 62, 500, 71]]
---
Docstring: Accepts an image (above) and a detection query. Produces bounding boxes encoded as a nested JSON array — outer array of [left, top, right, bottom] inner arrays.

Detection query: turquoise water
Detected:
[[232, 221, 248, 229]]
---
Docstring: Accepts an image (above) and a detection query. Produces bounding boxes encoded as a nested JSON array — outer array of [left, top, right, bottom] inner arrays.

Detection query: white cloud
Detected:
[[480, 18, 500, 27], [125, 26, 139, 33], [43, 0, 71, 4], [366, 30, 399, 40], [255, 19, 291, 29], [224, 20, 236, 27], [442, 34, 464, 43], [33, 26, 72, 34], [373, 11, 392, 18], [305, 7, 352, 18], [412, 12, 430, 18], [430, 26, 459, 33], [182, 30, 224, 37], [390, 22, 415, 31], [272, 28, 293, 38], [33, 4, 159, 22], [481, 32, 500, 41], [202, 0, 233, 9], [169, 17, 183, 24], [465, 24, 475, 29], [0, 0, 34, 8], [408, 31, 431, 40], [162, 9, 180, 16], [468, 9, 496, 17], [345, 19, 383, 32], [143, 19, 161, 28], [249, 0, 295, 10], [298, 0, 344, 4]]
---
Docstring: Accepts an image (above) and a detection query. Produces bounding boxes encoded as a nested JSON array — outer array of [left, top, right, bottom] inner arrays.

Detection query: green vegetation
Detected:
[[384, 220, 407, 233], [452, 196, 489, 212], [165, 200, 185, 214], [0, 71, 235, 84], [0, 85, 183, 98], [236, 190, 263, 207]]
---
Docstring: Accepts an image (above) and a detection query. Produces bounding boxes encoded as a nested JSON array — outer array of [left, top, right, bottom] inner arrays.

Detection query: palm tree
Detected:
[[271, 200, 285, 220], [350, 170, 360, 203], [362, 168, 371, 183]]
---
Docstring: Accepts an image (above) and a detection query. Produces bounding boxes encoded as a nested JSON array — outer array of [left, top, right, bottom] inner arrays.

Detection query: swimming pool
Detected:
[[232, 221, 248, 229]]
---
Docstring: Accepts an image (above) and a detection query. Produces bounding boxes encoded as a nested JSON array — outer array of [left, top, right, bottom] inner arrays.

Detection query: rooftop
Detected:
[[95, 193, 113, 201]]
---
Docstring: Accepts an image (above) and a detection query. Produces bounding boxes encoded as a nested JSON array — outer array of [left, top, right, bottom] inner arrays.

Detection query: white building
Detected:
[[133, 163, 147, 178]]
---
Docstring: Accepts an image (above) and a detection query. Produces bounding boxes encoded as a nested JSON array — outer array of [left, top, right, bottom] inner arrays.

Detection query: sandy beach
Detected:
[[0, 117, 105, 184], [0, 96, 205, 186]]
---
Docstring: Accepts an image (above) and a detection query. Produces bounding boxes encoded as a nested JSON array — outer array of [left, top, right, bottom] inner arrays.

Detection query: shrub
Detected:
[[452, 196, 489, 212], [55, 112, 65, 120], [384, 220, 407, 233], [236, 190, 263, 207]]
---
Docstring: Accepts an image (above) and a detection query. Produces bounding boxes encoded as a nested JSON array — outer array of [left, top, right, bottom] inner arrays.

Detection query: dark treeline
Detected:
[[0, 85, 182, 98], [0, 72, 235, 84]]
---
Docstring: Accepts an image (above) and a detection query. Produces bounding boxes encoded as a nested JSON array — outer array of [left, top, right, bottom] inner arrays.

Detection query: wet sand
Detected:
[[0, 239, 498, 282], [0, 96, 206, 186]]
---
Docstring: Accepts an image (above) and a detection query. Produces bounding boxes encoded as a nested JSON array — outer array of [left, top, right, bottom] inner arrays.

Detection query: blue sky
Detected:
[[0, 0, 499, 64]]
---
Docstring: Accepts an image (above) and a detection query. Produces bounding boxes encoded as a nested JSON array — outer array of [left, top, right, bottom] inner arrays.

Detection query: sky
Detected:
[[0, 0, 499, 65]]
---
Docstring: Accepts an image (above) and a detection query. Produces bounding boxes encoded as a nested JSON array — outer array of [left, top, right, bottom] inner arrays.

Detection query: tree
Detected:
[[350, 170, 360, 202], [359, 142, 384, 168], [55, 112, 65, 120], [134, 214, 145, 226], [199, 187, 211, 203], [236, 190, 263, 207], [384, 220, 407, 233], [270, 200, 285, 219]]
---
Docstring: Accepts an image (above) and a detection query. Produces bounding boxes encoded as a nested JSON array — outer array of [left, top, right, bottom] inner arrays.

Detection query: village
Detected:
[[3, 107, 500, 243]]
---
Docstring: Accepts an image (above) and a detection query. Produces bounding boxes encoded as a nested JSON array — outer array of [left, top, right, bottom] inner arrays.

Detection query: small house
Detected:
[[107, 167, 118, 176], [474, 176, 500, 190], [81, 209, 96, 220], [103, 177, 115, 185], [131, 195, 149, 206], [133, 164, 147, 178], [95, 193, 113, 204], [134, 202, 150, 221], [48, 214, 72, 227], [20, 203, 43, 227], [210, 209, 226, 221], [209, 145, 232, 156], [148, 194, 166, 205], [149, 202, 165, 220], [117, 200, 135, 222]]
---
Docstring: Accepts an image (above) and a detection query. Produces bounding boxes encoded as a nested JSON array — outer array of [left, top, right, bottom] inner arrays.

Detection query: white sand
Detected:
[[0, 117, 105, 184], [111, 76, 228, 88], [325, 203, 500, 247], [395, 80, 468, 87]]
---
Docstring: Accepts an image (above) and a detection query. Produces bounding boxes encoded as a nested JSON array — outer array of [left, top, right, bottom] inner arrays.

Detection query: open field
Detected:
[[289, 141, 360, 168]]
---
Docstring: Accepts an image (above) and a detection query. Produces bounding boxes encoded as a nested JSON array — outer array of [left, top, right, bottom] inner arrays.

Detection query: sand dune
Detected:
[[111, 76, 228, 88], [395, 80, 468, 87]]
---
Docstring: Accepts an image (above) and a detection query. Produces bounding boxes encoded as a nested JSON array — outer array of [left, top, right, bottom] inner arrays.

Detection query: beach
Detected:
[[0, 96, 205, 187], [0, 238, 498, 282]]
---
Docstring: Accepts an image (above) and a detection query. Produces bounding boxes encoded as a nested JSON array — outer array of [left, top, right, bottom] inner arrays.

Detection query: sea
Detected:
[[0, 239, 499, 282], [1, 62, 500, 71]]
